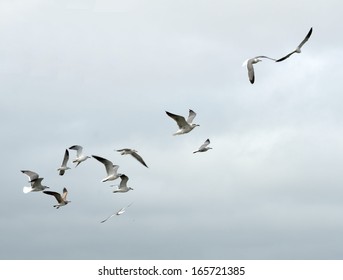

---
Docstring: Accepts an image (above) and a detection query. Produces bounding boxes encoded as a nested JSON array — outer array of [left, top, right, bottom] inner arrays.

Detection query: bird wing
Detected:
[[131, 152, 148, 168], [100, 202, 133, 223], [43, 191, 63, 203], [61, 149, 69, 167], [247, 60, 255, 84], [92, 155, 115, 176], [100, 213, 116, 223], [124, 202, 134, 209], [112, 165, 120, 175], [256, 55, 276, 61], [116, 148, 130, 153], [199, 139, 210, 149], [275, 51, 297, 62], [298, 27, 313, 49], [118, 175, 129, 189], [166, 111, 189, 129], [242, 58, 249, 67], [62, 188, 68, 201], [69, 145, 83, 157], [276, 28, 312, 62], [186, 109, 197, 124], [21, 170, 39, 182], [31, 178, 44, 188]]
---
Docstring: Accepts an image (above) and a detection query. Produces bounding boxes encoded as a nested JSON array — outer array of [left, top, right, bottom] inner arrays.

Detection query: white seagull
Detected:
[[21, 170, 49, 193], [116, 148, 148, 168], [276, 27, 313, 62], [193, 139, 212, 153], [242, 56, 276, 84], [43, 187, 70, 209], [100, 202, 133, 223], [166, 109, 200, 135], [111, 174, 133, 193], [57, 149, 71, 176], [92, 155, 122, 182], [69, 145, 91, 167]]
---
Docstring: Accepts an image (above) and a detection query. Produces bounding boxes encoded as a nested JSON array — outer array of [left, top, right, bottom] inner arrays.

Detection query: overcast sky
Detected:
[[1, 0, 343, 260]]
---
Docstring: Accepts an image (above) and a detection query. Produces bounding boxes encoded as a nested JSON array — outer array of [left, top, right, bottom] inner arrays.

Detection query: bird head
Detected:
[[253, 58, 262, 64]]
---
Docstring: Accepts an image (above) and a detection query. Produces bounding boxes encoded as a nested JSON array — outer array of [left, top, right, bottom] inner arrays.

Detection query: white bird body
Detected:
[[69, 145, 90, 167], [92, 155, 121, 182], [43, 187, 70, 209], [57, 149, 71, 176], [21, 170, 49, 193], [166, 109, 199, 135], [112, 174, 133, 193], [276, 27, 313, 62], [100, 202, 133, 223], [242, 56, 276, 84], [193, 139, 212, 153], [116, 148, 148, 168]]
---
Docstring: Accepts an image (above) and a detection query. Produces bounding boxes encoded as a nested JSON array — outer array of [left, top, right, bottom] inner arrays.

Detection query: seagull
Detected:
[[69, 145, 90, 167], [43, 187, 70, 209], [116, 148, 148, 168], [21, 170, 49, 193], [100, 202, 133, 223], [92, 155, 122, 182], [193, 139, 212, 153], [111, 174, 133, 193], [242, 56, 276, 84], [276, 27, 313, 62], [166, 109, 200, 135], [57, 149, 71, 176]]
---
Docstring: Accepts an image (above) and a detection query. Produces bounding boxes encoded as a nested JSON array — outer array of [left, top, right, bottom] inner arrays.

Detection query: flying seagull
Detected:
[[100, 202, 133, 223], [116, 148, 148, 168], [242, 56, 276, 84], [92, 155, 121, 182], [43, 187, 70, 209], [193, 139, 212, 153], [166, 109, 199, 135], [69, 145, 90, 167], [21, 170, 49, 193], [57, 149, 71, 176], [111, 174, 133, 193], [276, 27, 313, 62]]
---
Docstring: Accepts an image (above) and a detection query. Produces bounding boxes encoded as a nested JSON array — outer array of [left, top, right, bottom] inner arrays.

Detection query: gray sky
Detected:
[[1, 0, 343, 260]]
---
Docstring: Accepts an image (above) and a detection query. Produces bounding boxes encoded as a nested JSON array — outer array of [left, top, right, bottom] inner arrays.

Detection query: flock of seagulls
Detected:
[[21, 143, 141, 218], [20, 109, 211, 220], [243, 27, 313, 84], [21, 27, 313, 222]]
